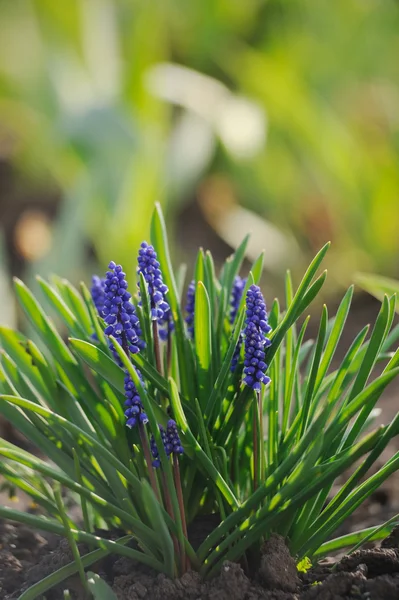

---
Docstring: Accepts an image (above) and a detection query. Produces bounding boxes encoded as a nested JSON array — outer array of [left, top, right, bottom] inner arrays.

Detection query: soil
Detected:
[[1, 523, 399, 600]]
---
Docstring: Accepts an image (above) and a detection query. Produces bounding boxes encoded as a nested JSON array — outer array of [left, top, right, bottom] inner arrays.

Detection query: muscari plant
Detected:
[[1, 205, 399, 597]]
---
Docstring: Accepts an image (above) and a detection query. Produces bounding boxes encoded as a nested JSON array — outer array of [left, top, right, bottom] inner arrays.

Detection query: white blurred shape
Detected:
[[51, 0, 121, 114], [80, 0, 121, 100], [167, 112, 216, 192], [51, 55, 98, 114], [217, 206, 297, 272], [146, 63, 227, 119], [146, 63, 266, 158], [217, 95, 266, 158]]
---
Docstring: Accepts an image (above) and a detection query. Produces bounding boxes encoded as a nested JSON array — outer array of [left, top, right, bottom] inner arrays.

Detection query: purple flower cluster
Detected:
[[230, 276, 247, 372], [185, 281, 195, 339], [137, 242, 170, 324], [150, 419, 184, 468], [231, 332, 244, 373], [230, 276, 246, 324], [242, 285, 272, 391], [91, 275, 105, 315], [124, 372, 148, 428], [150, 425, 167, 468], [158, 310, 174, 342], [100, 261, 146, 428], [102, 261, 144, 359]]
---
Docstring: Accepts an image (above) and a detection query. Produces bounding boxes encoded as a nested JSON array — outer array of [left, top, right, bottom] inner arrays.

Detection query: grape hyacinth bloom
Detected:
[[102, 261, 146, 428], [230, 275, 246, 324], [137, 242, 171, 337], [242, 285, 272, 391], [150, 420, 184, 468], [91, 275, 105, 315], [102, 261, 145, 361], [124, 372, 148, 428], [231, 332, 243, 373], [185, 280, 195, 339], [150, 425, 167, 468], [159, 310, 175, 342], [230, 276, 246, 372]]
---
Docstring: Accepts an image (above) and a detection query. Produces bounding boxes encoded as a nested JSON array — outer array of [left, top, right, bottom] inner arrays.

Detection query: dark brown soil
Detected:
[[3, 523, 399, 600]]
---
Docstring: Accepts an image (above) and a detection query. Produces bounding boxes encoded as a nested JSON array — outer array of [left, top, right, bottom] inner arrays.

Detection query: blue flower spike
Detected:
[[230, 276, 247, 372], [230, 275, 247, 324], [137, 242, 171, 332], [91, 275, 105, 315], [242, 285, 272, 392], [124, 373, 148, 428], [185, 280, 195, 339], [102, 261, 146, 429], [150, 419, 184, 468], [102, 261, 144, 358], [150, 425, 167, 468]]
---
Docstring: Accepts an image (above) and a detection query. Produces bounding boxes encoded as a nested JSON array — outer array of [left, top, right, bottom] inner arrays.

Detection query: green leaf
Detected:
[[69, 339, 124, 391], [109, 337, 189, 568], [150, 203, 195, 399], [0, 394, 145, 499], [168, 377, 239, 510], [19, 537, 132, 600], [52, 276, 93, 332], [87, 572, 119, 600], [219, 235, 250, 329], [37, 276, 87, 339], [0, 327, 54, 405], [54, 485, 90, 595], [70, 338, 170, 400], [0, 505, 166, 573], [303, 450, 399, 557], [204, 308, 246, 427], [341, 295, 393, 448], [14, 278, 79, 369], [142, 480, 175, 577], [356, 273, 399, 313], [314, 286, 354, 393], [80, 281, 108, 347], [266, 243, 330, 366], [137, 272, 155, 361], [313, 520, 399, 558], [13, 280, 107, 432], [281, 316, 310, 436], [222, 235, 250, 300], [298, 305, 328, 437], [194, 281, 212, 409]]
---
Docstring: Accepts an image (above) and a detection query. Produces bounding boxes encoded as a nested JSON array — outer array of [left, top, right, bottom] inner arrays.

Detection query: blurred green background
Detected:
[[1, 0, 399, 325]]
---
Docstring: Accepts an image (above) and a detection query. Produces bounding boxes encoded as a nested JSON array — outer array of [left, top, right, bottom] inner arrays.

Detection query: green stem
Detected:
[[54, 487, 90, 597], [252, 394, 259, 492], [173, 455, 189, 572], [139, 424, 161, 503], [258, 390, 265, 484], [161, 471, 180, 560], [152, 320, 163, 376], [167, 334, 172, 375]]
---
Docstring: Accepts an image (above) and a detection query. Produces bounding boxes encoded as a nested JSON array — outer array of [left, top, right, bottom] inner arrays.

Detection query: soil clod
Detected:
[[258, 534, 300, 593]]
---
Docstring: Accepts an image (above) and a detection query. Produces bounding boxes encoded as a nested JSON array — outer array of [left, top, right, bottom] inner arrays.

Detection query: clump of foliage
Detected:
[[0, 205, 399, 597]]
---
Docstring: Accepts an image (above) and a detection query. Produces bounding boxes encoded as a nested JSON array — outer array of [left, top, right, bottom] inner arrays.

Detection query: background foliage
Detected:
[[0, 0, 398, 299]]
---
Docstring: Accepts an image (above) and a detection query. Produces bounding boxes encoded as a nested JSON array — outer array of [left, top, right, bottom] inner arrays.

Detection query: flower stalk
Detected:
[[173, 455, 189, 572]]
